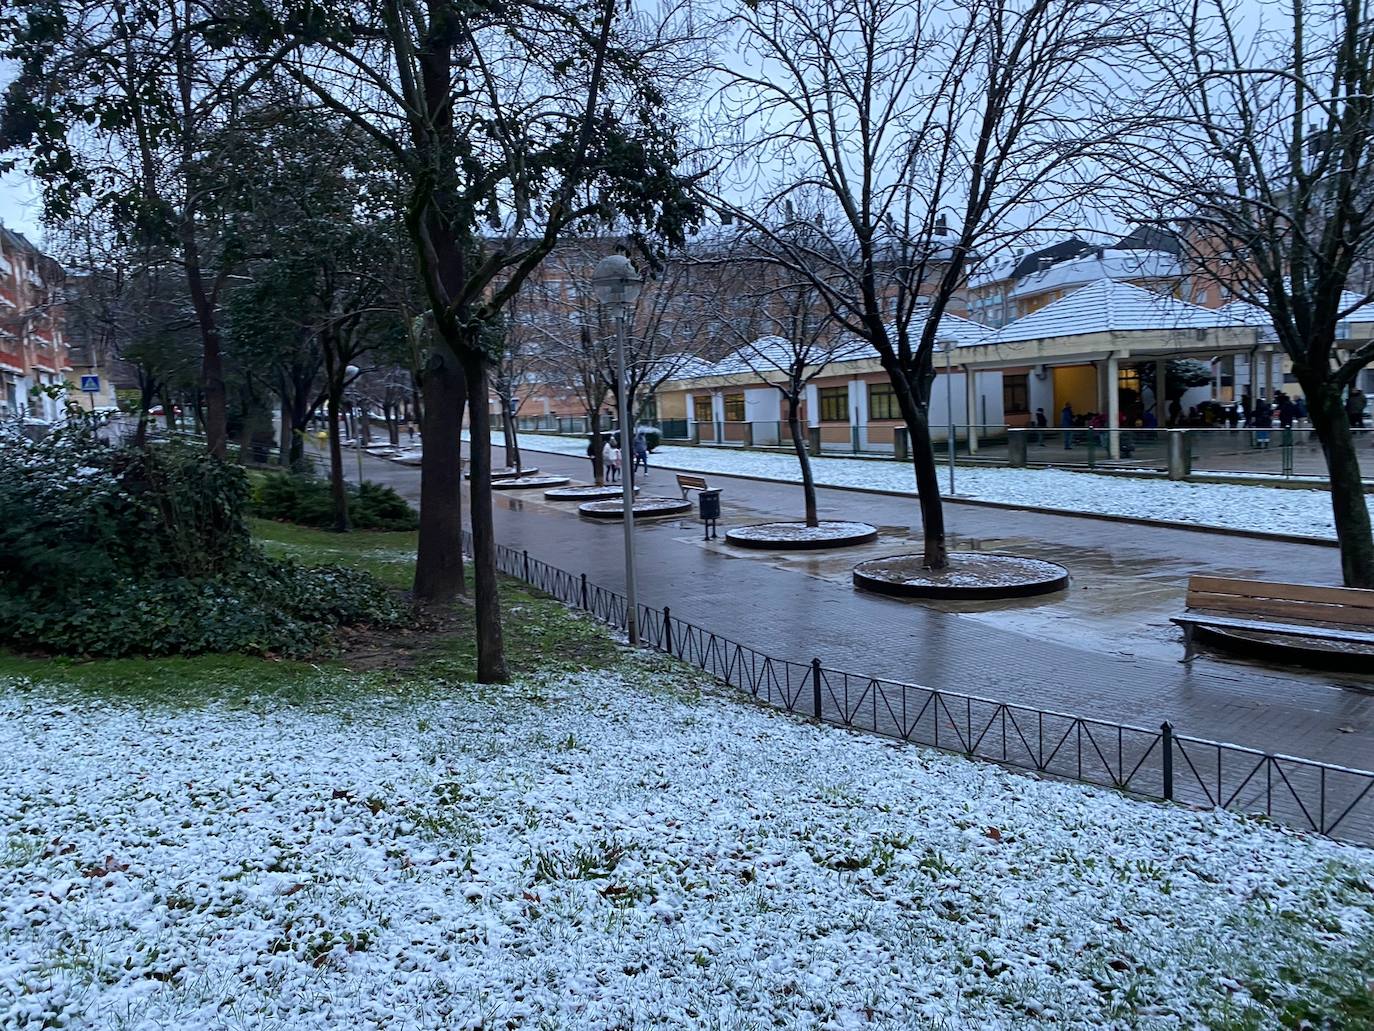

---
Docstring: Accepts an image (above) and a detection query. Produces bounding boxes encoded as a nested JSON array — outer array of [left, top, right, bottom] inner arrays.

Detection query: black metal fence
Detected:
[[473, 534, 1374, 848]]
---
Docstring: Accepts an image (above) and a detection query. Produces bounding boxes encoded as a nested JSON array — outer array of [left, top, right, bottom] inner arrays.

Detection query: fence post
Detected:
[[663, 606, 673, 654], [523, 549, 530, 582], [811, 657, 823, 719], [580, 573, 589, 611], [1161, 721, 1174, 801]]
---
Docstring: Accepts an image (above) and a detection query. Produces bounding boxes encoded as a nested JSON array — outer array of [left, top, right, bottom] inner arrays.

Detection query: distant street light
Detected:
[[345, 364, 363, 485], [592, 254, 644, 644]]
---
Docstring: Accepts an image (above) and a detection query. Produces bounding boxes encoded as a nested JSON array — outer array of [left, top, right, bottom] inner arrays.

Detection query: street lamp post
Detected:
[[345, 365, 363, 485], [592, 255, 644, 645]]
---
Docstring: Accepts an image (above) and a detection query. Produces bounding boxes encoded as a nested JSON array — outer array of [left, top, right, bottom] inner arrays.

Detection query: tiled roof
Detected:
[[986, 280, 1233, 344], [1006, 250, 1180, 299]]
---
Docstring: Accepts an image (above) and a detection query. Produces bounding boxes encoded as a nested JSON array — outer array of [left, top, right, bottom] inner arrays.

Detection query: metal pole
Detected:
[[354, 399, 364, 485], [616, 310, 639, 645], [944, 343, 955, 495]]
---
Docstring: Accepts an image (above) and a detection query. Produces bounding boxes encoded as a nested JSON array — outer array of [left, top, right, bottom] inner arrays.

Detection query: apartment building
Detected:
[[0, 226, 69, 423]]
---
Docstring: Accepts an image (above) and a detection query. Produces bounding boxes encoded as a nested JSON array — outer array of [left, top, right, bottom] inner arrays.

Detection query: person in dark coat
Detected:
[[632, 430, 649, 480], [1252, 396, 1273, 448], [1060, 403, 1074, 449]]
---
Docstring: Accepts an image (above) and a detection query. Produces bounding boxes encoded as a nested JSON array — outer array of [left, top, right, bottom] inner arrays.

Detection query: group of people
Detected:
[[588, 430, 650, 484]]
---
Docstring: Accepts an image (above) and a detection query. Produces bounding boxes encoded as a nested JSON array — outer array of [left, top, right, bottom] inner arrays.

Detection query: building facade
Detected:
[[0, 226, 69, 423]]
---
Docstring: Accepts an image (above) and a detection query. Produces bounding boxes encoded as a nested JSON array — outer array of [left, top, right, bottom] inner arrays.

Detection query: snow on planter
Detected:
[[579, 497, 692, 519], [490, 475, 571, 490], [466, 467, 539, 481], [725, 520, 879, 550], [544, 484, 640, 501], [854, 552, 1070, 599]]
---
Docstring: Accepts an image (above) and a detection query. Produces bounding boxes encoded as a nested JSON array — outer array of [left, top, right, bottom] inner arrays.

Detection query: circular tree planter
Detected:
[[726, 520, 879, 551], [544, 484, 640, 501], [853, 553, 1069, 600], [491, 475, 570, 490], [579, 497, 693, 520], [467, 467, 539, 481]]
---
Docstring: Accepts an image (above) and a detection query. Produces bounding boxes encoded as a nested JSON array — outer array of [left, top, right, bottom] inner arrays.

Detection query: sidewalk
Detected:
[[499, 433, 1345, 542], [355, 445, 1374, 771]]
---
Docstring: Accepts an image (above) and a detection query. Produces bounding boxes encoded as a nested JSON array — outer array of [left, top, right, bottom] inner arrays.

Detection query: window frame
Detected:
[[692, 396, 714, 423], [817, 385, 849, 423], [723, 392, 746, 422], [867, 381, 902, 421], [1002, 373, 1030, 416]]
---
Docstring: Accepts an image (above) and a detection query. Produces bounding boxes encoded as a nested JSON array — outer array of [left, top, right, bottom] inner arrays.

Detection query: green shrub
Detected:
[[0, 425, 402, 658], [250, 472, 418, 531]]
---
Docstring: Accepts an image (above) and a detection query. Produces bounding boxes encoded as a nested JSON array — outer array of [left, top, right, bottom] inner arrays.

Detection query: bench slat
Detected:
[[1186, 591, 1374, 628], [1171, 615, 1374, 645], [1188, 575, 1374, 610]]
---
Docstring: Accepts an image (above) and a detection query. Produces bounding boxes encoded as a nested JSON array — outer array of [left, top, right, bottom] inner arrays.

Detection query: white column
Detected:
[[804, 383, 820, 427], [851, 377, 867, 448], [1107, 353, 1121, 459], [1263, 349, 1274, 399], [964, 367, 979, 454], [684, 392, 695, 430]]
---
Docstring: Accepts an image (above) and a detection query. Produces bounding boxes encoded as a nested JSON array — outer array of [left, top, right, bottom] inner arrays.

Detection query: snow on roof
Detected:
[[1007, 249, 1181, 300], [986, 279, 1233, 344]]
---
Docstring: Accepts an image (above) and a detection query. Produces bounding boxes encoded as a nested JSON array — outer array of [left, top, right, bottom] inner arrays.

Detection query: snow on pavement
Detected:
[[3, 666, 1371, 1029], [508, 434, 1340, 540]]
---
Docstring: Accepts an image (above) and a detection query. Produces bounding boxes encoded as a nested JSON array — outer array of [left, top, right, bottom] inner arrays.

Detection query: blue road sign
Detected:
[[80, 375, 100, 392]]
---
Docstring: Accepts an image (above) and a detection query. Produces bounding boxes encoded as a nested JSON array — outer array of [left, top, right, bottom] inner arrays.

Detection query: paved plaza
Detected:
[[354, 443, 1374, 770]]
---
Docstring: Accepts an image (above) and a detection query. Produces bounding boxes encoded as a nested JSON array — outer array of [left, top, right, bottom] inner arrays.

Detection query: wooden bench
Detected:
[[1171, 575, 1374, 662], [676, 473, 712, 500]]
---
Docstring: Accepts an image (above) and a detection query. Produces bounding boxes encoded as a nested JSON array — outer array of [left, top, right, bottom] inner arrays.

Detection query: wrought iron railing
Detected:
[[470, 532, 1374, 847]]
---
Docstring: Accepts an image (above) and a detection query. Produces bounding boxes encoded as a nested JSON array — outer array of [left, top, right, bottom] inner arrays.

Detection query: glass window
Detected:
[[693, 396, 713, 423], [1002, 373, 1029, 415], [818, 385, 849, 422], [868, 382, 901, 421], [723, 392, 746, 422]]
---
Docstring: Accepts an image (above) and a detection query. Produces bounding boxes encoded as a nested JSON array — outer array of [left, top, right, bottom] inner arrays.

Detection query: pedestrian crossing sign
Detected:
[[79, 375, 100, 392]]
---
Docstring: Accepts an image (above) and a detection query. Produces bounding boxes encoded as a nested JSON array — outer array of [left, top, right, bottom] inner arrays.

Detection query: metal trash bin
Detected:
[[699, 488, 721, 540]]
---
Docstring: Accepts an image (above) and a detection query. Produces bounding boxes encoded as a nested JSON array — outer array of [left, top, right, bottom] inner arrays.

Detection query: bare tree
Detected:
[[717, 246, 856, 527], [711, 0, 1134, 567], [1118, 0, 1374, 586], [266, 1, 704, 682]]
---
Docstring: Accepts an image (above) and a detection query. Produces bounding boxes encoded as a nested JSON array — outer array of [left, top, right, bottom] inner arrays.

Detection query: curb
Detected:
[[503, 440, 1340, 550]]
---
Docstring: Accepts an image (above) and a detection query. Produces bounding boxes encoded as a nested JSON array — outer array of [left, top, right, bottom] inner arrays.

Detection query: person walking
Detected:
[[1060, 402, 1074, 449], [1348, 386, 1367, 430], [1252, 395, 1273, 449], [1033, 407, 1048, 445], [602, 439, 619, 483], [632, 430, 649, 480], [1276, 391, 1296, 429]]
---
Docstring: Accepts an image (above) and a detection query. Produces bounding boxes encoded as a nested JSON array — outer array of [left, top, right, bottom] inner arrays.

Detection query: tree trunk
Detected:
[[887, 362, 947, 569], [1307, 384, 1374, 587], [501, 398, 522, 474], [279, 395, 293, 467], [134, 378, 157, 448], [387, 402, 400, 446], [787, 392, 819, 527], [179, 223, 227, 459], [161, 390, 176, 432], [414, 349, 467, 602], [589, 415, 605, 485], [326, 387, 349, 532], [462, 350, 509, 684]]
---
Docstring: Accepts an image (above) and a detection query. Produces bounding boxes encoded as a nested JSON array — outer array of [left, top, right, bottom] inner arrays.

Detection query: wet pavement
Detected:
[[353, 444, 1374, 771]]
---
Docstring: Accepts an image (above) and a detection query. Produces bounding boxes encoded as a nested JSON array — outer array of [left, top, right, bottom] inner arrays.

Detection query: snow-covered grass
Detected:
[[3, 654, 1372, 1030], [512, 434, 1341, 540]]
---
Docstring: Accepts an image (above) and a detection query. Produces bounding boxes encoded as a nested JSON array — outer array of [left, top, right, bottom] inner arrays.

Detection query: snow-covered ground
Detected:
[[4, 665, 1371, 1029], [509, 434, 1341, 540]]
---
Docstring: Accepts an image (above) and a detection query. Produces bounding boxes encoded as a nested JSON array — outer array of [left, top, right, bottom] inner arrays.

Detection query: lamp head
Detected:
[[592, 254, 643, 308]]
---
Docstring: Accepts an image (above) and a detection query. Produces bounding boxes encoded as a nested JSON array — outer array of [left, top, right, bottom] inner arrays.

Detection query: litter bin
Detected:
[[699, 488, 721, 540]]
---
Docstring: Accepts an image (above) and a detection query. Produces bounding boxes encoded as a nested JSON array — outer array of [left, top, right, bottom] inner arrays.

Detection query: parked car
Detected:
[[147, 404, 183, 418]]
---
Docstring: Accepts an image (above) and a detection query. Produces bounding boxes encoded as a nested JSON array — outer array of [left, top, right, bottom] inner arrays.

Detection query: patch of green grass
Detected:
[[1, 519, 626, 699], [252, 518, 419, 588]]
